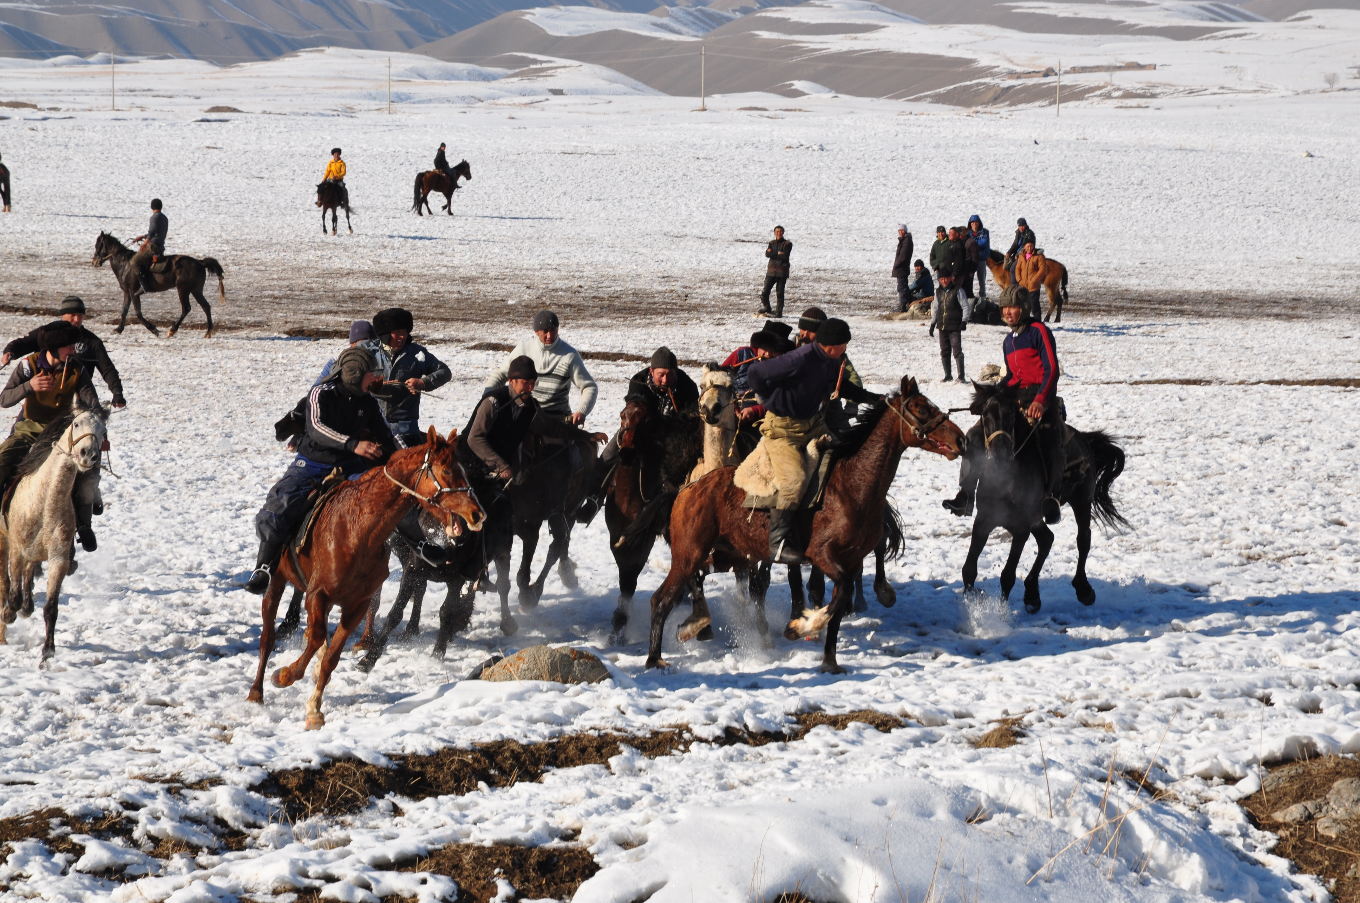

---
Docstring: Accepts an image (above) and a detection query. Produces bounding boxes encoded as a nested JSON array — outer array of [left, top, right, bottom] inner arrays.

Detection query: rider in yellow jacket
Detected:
[[319, 148, 348, 206]]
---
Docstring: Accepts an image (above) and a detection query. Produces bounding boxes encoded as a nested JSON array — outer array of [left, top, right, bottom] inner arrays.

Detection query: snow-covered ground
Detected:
[[1, 50, 1359, 903]]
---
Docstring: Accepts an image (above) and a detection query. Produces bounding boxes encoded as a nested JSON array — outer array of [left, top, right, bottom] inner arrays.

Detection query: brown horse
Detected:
[[92, 232, 222, 337], [987, 249, 1069, 322], [247, 428, 486, 729], [646, 377, 965, 673], [412, 159, 472, 216]]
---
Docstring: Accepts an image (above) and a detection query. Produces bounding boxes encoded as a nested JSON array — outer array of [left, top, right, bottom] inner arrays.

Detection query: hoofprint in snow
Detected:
[[0, 51, 1358, 903]]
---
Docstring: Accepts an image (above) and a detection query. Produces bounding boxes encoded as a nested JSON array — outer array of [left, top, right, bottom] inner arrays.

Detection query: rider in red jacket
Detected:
[[944, 292, 1066, 524]]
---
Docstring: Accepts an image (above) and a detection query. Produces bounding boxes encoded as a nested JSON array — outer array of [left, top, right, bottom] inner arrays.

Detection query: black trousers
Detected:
[[760, 276, 787, 315], [937, 329, 963, 379]]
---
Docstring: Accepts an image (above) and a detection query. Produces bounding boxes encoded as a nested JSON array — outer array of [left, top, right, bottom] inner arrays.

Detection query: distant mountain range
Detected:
[[3, 0, 1358, 103]]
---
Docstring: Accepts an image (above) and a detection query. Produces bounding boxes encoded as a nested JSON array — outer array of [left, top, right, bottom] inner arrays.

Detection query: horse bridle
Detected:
[[888, 391, 949, 442], [384, 445, 478, 509]]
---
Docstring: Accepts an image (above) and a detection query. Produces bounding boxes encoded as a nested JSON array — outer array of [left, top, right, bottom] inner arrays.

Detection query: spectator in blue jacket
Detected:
[[968, 214, 991, 303]]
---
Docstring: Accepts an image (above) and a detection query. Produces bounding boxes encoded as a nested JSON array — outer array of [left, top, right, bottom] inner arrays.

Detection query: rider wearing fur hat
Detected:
[[943, 291, 1065, 524], [747, 318, 880, 564], [0, 320, 102, 550], [245, 346, 395, 594], [2, 296, 125, 408], [372, 307, 451, 448]]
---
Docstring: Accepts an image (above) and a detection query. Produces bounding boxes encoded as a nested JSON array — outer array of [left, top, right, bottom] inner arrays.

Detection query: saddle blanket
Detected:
[[733, 435, 833, 510]]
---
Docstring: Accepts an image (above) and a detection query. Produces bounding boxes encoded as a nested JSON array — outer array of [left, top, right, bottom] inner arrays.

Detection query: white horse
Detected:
[[688, 363, 740, 483], [0, 407, 107, 662]]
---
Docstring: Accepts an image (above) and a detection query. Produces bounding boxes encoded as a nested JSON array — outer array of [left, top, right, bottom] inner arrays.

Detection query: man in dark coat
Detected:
[[721, 320, 792, 425], [372, 307, 452, 448], [130, 198, 168, 294], [0, 151, 11, 212], [935, 226, 968, 284], [2, 296, 125, 408], [930, 274, 968, 383], [891, 224, 914, 312], [245, 346, 395, 593], [1006, 217, 1037, 271], [960, 227, 979, 300], [906, 260, 934, 301], [747, 318, 880, 564], [434, 142, 452, 178], [758, 225, 793, 317], [927, 226, 948, 278]]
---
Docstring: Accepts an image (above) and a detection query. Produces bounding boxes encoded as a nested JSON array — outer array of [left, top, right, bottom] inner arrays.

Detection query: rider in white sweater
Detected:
[[484, 309, 597, 424]]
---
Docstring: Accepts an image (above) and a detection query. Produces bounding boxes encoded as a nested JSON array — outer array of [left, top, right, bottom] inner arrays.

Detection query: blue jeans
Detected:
[[255, 456, 351, 546]]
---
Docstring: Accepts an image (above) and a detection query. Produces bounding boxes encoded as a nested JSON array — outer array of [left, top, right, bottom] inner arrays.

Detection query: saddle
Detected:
[[284, 469, 349, 590], [150, 257, 172, 273], [734, 435, 835, 511]]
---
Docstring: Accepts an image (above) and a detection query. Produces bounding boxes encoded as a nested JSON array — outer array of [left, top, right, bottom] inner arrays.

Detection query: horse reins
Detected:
[[383, 445, 477, 508], [887, 393, 948, 441]]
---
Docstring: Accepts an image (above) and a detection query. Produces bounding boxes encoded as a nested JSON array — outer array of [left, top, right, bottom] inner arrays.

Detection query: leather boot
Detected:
[[942, 488, 974, 517], [767, 509, 803, 566], [245, 539, 283, 594]]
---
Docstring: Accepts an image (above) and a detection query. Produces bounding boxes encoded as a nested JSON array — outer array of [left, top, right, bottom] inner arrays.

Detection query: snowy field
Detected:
[[1, 50, 1360, 903]]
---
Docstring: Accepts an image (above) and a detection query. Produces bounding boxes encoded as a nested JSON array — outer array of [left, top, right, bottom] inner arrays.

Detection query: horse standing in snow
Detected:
[[412, 159, 472, 216], [92, 232, 223, 337], [0, 408, 108, 663]]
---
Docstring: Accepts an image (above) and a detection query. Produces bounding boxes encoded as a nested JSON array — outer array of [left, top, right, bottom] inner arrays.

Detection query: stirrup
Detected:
[[245, 564, 272, 595], [575, 496, 601, 525]]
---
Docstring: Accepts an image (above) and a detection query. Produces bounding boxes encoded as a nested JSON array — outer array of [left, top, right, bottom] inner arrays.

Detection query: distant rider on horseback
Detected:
[[942, 290, 1065, 524], [318, 147, 348, 208], [434, 142, 452, 180], [746, 318, 879, 565], [129, 198, 167, 294], [0, 321, 102, 552]]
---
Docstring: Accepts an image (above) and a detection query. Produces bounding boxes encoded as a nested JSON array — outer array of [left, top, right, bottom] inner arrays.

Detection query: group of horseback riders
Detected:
[[231, 281, 1064, 604], [312, 143, 459, 208]]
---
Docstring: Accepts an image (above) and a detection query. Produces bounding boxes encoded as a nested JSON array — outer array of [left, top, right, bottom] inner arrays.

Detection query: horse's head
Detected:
[[618, 394, 652, 450], [92, 231, 117, 267], [394, 428, 487, 540], [698, 364, 734, 427], [456, 159, 471, 181], [972, 382, 1020, 458], [890, 375, 964, 460], [65, 407, 108, 473]]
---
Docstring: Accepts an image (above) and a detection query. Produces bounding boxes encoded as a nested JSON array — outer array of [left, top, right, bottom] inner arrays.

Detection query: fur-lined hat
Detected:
[[372, 307, 414, 336]]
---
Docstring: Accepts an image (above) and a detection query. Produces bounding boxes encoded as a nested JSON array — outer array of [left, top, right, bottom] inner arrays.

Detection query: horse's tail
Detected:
[[1060, 263, 1069, 305], [879, 503, 904, 561], [412, 172, 424, 212], [1084, 430, 1130, 532], [201, 257, 226, 302]]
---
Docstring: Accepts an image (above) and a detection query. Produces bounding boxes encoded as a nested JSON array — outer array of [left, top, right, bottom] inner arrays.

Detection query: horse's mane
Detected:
[[15, 412, 79, 479], [970, 380, 1018, 415], [827, 395, 891, 460], [988, 249, 1005, 265]]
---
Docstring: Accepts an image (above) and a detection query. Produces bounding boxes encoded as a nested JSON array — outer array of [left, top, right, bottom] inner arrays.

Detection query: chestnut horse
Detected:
[[987, 249, 1069, 322], [646, 376, 965, 673], [412, 159, 472, 216], [92, 232, 223, 337], [247, 428, 486, 729]]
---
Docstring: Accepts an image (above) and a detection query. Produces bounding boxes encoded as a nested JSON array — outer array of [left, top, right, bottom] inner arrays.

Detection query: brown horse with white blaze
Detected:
[[247, 428, 486, 729], [646, 377, 965, 673]]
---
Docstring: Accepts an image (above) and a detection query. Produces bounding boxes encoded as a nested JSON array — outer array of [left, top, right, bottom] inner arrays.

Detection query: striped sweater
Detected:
[[485, 337, 598, 419]]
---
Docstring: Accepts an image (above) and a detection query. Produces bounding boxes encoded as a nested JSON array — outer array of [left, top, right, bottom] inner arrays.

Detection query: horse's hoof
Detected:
[[431, 643, 447, 661], [1075, 584, 1096, 606], [500, 616, 518, 637], [1024, 599, 1042, 614], [876, 586, 897, 609], [167, 329, 177, 338], [518, 592, 539, 611], [608, 629, 625, 647], [676, 615, 711, 643], [304, 713, 325, 731], [783, 625, 801, 642], [819, 661, 846, 675], [645, 656, 670, 670], [695, 625, 715, 642], [356, 653, 378, 674], [271, 667, 292, 688], [113, 327, 124, 335], [400, 627, 421, 641], [852, 596, 868, 614], [246, 689, 263, 704]]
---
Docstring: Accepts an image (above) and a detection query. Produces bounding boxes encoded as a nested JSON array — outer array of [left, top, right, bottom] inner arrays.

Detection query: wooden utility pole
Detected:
[[1055, 59, 1061, 117], [700, 44, 707, 111], [111, 52, 116, 111], [387, 57, 392, 114]]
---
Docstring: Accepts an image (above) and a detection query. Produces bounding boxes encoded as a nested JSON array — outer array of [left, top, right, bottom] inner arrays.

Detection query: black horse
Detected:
[[606, 394, 704, 643], [961, 381, 1130, 612], [92, 232, 223, 337], [412, 160, 472, 216], [316, 180, 352, 235]]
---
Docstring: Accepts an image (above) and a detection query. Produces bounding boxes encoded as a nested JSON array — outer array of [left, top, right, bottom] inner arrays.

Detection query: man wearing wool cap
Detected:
[[746, 317, 881, 565], [244, 346, 397, 594], [2, 296, 126, 408], [892, 224, 913, 313], [485, 309, 597, 426]]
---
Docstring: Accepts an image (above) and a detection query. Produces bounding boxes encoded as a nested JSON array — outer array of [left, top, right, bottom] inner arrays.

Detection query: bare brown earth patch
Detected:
[[1240, 756, 1360, 903], [1130, 377, 1359, 388]]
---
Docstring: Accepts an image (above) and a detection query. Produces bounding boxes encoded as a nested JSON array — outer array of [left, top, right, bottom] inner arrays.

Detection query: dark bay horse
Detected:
[[316, 180, 352, 235], [606, 394, 703, 642], [412, 160, 471, 216], [647, 377, 965, 673], [92, 232, 222, 337], [247, 429, 485, 729], [960, 381, 1129, 613]]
